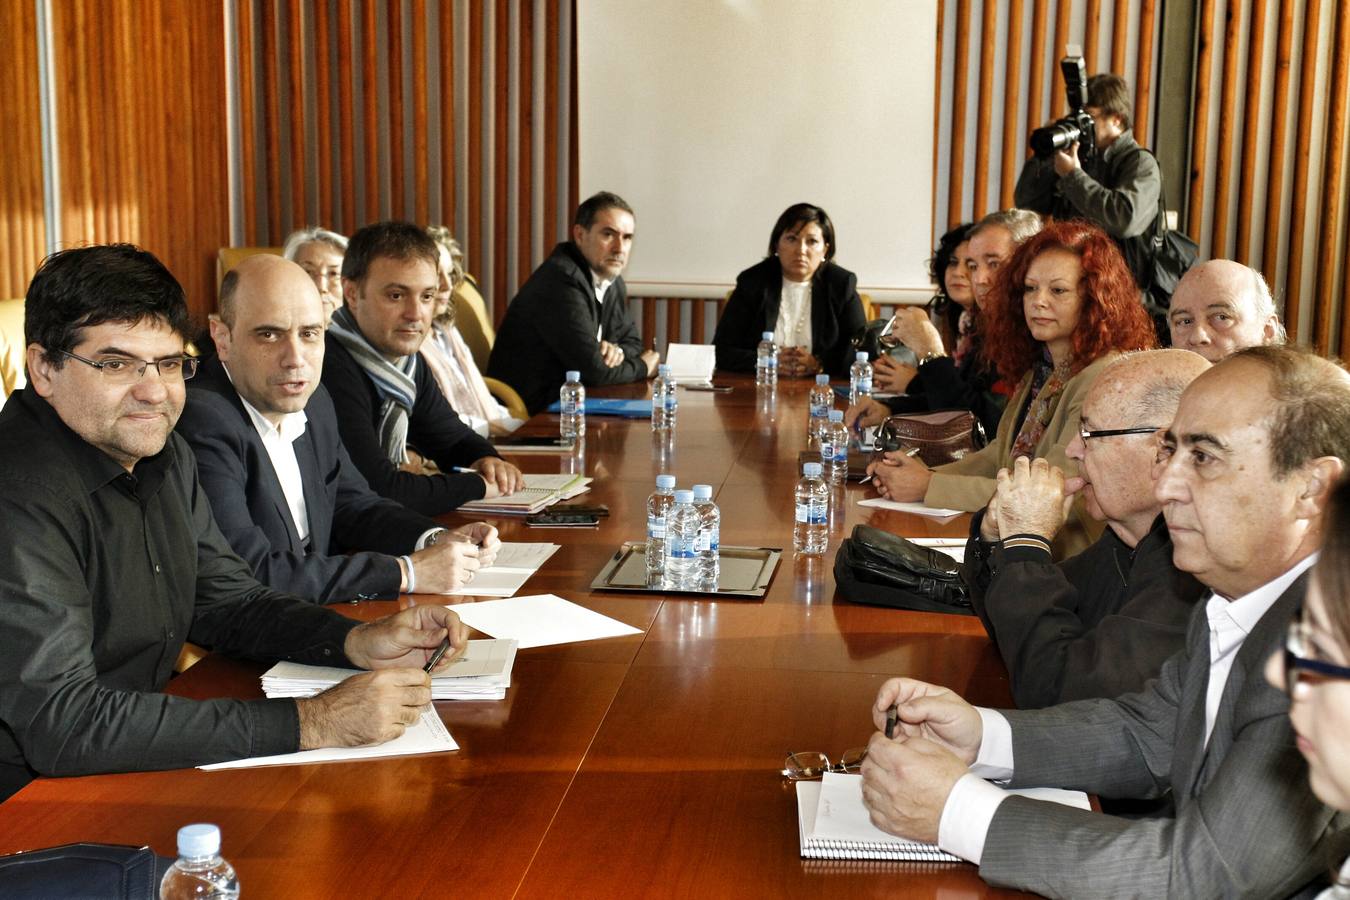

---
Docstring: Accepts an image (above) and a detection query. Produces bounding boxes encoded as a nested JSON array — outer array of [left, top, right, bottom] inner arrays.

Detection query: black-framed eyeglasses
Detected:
[[781, 747, 868, 781], [58, 350, 198, 384], [1078, 425, 1159, 442], [1284, 608, 1350, 694]]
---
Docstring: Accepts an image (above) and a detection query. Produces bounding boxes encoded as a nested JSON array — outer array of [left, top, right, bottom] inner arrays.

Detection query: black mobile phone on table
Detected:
[[525, 512, 600, 527]]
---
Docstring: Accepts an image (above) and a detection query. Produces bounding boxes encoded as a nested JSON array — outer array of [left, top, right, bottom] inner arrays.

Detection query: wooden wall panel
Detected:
[[231, 0, 575, 321], [0, 0, 45, 300], [49, 0, 228, 325]]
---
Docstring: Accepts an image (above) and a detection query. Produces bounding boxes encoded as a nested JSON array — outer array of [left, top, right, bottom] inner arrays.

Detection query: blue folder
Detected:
[[546, 398, 653, 418]]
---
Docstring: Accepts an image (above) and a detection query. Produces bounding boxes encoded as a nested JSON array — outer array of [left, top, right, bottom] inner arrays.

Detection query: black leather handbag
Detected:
[[833, 524, 972, 615], [0, 842, 174, 900]]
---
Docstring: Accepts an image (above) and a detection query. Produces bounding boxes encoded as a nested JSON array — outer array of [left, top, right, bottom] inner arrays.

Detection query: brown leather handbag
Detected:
[[872, 409, 986, 468]]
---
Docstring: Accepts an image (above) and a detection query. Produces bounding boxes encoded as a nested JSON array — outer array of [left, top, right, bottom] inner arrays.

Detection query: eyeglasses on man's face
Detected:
[[1078, 425, 1159, 443], [781, 747, 868, 781], [57, 350, 198, 384], [1284, 609, 1350, 696]]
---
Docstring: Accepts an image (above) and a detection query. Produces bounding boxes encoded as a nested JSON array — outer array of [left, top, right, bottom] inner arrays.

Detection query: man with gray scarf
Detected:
[[322, 221, 523, 516]]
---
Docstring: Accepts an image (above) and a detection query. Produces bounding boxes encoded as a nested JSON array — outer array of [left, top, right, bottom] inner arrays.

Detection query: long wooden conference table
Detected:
[[0, 374, 1034, 898]]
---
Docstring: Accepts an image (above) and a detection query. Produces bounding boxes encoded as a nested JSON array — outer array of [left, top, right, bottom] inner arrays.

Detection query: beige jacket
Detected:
[[925, 354, 1116, 557]]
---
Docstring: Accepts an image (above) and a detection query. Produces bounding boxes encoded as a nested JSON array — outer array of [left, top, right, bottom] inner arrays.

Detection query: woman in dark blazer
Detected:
[[712, 203, 866, 378]]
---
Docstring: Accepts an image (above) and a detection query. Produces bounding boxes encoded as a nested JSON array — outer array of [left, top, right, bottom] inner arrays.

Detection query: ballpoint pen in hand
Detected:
[[423, 637, 452, 673], [860, 446, 921, 484]]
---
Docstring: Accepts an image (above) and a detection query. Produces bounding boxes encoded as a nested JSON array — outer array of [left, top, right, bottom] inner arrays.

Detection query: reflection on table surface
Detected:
[[0, 374, 1028, 899]]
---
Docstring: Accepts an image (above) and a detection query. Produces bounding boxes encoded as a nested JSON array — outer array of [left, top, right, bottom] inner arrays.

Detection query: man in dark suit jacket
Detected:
[[963, 350, 1211, 708], [488, 191, 659, 414], [325, 222, 523, 516], [858, 346, 1350, 897], [179, 254, 498, 602]]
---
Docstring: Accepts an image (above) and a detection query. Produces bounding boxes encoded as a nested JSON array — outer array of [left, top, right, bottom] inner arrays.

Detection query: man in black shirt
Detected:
[[963, 349, 1211, 707], [323, 222, 523, 516], [0, 244, 468, 801], [488, 191, 659, 414]]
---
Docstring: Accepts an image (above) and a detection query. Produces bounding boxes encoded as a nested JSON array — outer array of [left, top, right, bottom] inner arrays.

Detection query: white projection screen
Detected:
[[577, 0, 937, 303]]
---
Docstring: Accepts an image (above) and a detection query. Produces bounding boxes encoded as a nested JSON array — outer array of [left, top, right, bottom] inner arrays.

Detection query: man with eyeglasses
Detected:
[[860, 345, 1350, 897], [962, 349, 1211, 709], [0, 244, 469, 802]]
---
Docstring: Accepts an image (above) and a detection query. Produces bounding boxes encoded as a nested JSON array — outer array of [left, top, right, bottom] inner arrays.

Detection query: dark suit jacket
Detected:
[[963, 512, 1206, 708], [978, 573, 1347, 898], [180, 354, 437, 602], [321, 333, 497, 516], [487, 241, 647, 414], [712, 257, 866, 378]]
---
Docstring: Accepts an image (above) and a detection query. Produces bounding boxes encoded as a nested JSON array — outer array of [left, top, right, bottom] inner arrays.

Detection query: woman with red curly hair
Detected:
[[867, 219, 1156, 556]]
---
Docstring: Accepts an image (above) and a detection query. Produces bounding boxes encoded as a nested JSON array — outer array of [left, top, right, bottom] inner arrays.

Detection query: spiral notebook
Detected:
[[796, 773, 1089, 861]]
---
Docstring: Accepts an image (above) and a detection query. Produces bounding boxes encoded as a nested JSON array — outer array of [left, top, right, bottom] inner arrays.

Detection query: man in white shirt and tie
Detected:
[[858, 345, 1350, 897]]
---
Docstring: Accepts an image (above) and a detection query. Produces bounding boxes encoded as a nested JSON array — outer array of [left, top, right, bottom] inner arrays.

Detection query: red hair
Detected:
[[979, 219, 1157, 382]]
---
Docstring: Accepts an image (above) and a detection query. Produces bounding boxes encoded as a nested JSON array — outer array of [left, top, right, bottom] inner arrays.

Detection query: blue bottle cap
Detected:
[[761, 332, 774, 341], [856, 351, 868, 362], [803, 462, 823, 477], [673, 489, 695, 503], [816, 374, 829, 385], [656, 474, 676, 490], [692, 484, 712, 500], [176, 823, 221, 857], [565, 370, 581, 382]]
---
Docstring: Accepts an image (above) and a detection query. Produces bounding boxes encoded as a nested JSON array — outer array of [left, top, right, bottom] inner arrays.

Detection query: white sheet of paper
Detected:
[[907, 537, 967, 564], [199, 706, 458, 770], [449, 593, 642, 648], [665, 343, 716, 384], [857, 496, 965, 519], [441, 543, 560, 597]]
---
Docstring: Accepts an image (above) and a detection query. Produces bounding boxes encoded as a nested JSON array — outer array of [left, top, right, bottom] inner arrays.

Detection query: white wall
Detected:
[[577, 0, 937, 302]]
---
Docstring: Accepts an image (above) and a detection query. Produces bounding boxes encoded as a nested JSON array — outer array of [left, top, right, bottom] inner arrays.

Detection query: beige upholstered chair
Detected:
[[0, 298, 26, 399]]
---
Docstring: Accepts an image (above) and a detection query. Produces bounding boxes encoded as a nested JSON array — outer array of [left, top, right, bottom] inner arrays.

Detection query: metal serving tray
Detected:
[[590, 542, 781, 599]]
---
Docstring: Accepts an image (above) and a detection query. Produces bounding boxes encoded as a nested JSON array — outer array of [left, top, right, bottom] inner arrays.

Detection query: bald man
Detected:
[[177, 254, 498, 603], [962, 350, 1211, 708], [1168, 259, 1285, 362]]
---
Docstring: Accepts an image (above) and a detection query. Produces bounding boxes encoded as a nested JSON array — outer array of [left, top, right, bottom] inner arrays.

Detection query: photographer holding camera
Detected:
[[1015, 69, 1163, 263]]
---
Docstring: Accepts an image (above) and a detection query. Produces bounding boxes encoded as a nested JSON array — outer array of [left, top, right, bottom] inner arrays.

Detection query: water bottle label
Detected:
[[668, 535, 696, 558], [758, 354, 776, 369], [808, 499, 827, 524], [833, 446, 848, 464], [854, 377, 872, 394], [695, 532, 711, 552], [647, 515, 666, 539], [651, 396, 661, 414], [576, 400, 585, 415], [795, 501, 810, 523], [809, 401, 828, 420], [562, 399, 577, 415], [665, 394, 677, 412], [819, 441, 833, 463]]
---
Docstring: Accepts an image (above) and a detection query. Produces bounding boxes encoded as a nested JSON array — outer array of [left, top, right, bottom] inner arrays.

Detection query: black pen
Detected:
[[885, 704, 898, 740], [423, 637, 452, 673]]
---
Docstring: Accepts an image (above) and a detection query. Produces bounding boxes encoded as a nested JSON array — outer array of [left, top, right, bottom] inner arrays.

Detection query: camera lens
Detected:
[[1029, 118, 1083, 157]]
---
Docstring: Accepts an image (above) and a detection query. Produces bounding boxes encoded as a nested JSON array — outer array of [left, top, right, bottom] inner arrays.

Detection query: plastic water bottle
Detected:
[[849, 352, 874, 405], [664, 489, 701, 590], [755, 332, 778, 387], [559, 370, 585, 440], [652, 364, 677, 431], [794, 462, 829, 555], [645, 474, 677, 584], [821, 409, 849, 484], [808, 373, 833, 447], [692, 483, 720, 590], [160, 823, 239, 900]]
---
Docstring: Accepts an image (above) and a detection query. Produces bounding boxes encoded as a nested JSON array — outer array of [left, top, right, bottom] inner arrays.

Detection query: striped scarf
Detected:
[[328, 306, 418, 464]]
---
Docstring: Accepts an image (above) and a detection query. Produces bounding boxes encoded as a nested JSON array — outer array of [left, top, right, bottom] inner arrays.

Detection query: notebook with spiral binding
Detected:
[[796, 773, 1090, 862]]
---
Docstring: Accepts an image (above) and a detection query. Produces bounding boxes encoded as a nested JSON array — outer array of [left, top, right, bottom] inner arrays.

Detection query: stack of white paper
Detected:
[[458, 473, 592, 515], [443, 542, 560, 597], [260, 639, 519, 700], [200, 706, 458, 770]]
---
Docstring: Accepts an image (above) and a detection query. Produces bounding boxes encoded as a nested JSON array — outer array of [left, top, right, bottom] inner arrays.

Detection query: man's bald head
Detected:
[[1168, 260, 1284, 363], [218, 254, 323, 328], [1101, 348, 1213, 425], [1065, 349, 1211, 546], [210, 254, 326, 424]]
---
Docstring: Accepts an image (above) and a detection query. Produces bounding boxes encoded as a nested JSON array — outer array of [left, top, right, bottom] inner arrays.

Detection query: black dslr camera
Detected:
[[1029, 48, 1095, 162]]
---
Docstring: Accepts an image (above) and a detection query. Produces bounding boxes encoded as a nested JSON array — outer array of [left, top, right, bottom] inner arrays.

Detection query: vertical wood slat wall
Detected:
[[0, 0, 45, 301], [1188, 0, 1350, 353], [938, 0, 1350, 355], [232, 0, 575, 326], [35, 1, 229, 322]]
